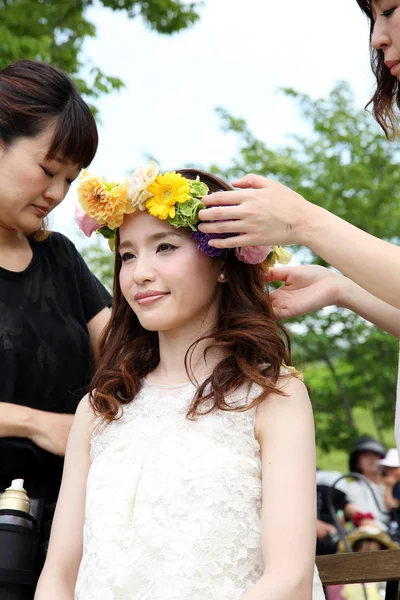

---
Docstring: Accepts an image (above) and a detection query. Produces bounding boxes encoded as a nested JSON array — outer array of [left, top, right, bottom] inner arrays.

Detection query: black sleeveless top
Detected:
[[0, 232, 111, 503]]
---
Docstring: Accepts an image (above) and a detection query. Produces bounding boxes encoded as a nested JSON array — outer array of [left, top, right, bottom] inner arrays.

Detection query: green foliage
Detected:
[[0, 0, 202, 109], [81, 239, 114, 292]]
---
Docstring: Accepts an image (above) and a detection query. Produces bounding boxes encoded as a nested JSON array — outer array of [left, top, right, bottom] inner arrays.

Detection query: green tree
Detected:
[[210, 82, 399, 452], [0, 0, 202, 105]]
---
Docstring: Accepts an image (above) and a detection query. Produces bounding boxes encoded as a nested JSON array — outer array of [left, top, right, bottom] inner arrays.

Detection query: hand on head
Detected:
[[197, 174, 317, 250]]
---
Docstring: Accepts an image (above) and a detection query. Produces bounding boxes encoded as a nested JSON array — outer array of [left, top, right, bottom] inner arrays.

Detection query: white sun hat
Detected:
[[379, 448, 400, 468]]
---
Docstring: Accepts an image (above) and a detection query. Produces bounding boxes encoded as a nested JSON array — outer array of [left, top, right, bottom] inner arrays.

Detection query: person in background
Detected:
[[316, 469, 377, 556], [0, 59, 111, 578], [347, 437, 389, 531], [379, 448, 400, 530], [326, 524, 399, 600]]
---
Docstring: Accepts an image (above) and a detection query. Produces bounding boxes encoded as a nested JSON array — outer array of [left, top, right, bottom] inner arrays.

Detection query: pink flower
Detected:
[[235, 246, 272, 265], [74, 205, 102, 237]]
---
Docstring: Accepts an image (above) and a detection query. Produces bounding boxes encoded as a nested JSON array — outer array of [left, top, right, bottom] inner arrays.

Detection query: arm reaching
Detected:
[[34, 395, 94, 599], [198, 174, 400, 310], [268, 265, 400, 338]]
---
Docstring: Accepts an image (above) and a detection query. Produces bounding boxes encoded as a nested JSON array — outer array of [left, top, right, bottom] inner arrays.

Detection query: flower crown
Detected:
[[75, 161, 292, 268]]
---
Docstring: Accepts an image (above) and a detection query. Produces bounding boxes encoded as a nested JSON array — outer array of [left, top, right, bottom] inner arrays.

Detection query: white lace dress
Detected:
[[75, 379, 325, 600]]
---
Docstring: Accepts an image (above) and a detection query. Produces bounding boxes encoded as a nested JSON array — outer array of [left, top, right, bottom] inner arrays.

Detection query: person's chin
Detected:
[[139, 318, 174, 332], [21, 216, 43, 234]]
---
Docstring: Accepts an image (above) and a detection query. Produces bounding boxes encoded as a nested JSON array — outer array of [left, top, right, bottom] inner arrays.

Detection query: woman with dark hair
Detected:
[[196, 0, 400, 451], [347, 436, 389, 531], [0, 59, 110, 568], [35, 166, 324, 599]]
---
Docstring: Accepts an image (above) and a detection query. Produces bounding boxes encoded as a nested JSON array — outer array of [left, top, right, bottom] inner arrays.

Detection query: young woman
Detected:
[[35, 167, 324, 600], [0, 59, 110, 570]]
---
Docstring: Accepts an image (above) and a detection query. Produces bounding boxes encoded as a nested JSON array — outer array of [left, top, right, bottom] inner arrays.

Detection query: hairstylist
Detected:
[[0, 59, 111, 563], [197, 0, 400, 450]]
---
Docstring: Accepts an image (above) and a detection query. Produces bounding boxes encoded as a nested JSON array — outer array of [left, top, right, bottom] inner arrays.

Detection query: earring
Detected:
[[219, 273, 226, 281]]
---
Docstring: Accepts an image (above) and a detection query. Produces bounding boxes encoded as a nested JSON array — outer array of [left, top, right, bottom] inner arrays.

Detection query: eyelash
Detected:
[[41, 166, 55, 178], [120, 244, 178, 263], [41, 166, 73, 186], [382, 7, 396, 17], [157, 243, 177, 253]]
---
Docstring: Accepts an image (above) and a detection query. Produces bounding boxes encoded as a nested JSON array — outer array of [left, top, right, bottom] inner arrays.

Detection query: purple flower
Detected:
[[191, 230, 232, 257], [192, 200, 238, 257]]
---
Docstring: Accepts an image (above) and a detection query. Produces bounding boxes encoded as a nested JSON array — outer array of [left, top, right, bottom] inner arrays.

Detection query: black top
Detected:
[[317, 484, 349, 524], [316, 484, 349, 556], [0, 232, 111, 503]]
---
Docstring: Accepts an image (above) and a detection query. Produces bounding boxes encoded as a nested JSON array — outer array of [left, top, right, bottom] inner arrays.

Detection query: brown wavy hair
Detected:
[[90, 169, 292, 422], [356, 0, 400, 138]]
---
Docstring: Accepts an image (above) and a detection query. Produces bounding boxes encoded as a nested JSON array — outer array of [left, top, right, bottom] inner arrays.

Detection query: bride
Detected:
[[36, 166, 324, 600]]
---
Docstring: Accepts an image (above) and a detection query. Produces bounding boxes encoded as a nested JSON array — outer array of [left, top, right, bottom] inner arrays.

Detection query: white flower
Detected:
[[127, 160, 160, 210]]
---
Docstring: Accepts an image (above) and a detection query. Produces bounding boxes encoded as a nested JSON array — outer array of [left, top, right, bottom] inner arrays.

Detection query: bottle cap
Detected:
[[6, 479, 26, 492]]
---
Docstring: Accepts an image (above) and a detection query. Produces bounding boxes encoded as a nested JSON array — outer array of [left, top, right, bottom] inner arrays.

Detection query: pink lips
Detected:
[[134, 290, 169, 306], [385, 60, 400, 75], [31, 204, 50, 217]]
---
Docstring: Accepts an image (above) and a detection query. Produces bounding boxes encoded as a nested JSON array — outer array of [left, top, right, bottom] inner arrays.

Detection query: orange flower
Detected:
[[77, 170, 134, 230]]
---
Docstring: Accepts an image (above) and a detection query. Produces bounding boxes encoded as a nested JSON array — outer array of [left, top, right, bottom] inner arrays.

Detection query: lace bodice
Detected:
[[75, 379, 324, 600]]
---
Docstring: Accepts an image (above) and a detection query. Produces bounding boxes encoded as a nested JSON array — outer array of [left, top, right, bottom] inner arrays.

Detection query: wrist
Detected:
[[0, 403, 39, 439], [21, 406, 42, 439], [335, 275, 354, 309], [296, 201, 329, 248]]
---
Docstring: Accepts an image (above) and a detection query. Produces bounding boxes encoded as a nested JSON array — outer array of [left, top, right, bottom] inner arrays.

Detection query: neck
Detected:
[[364, 472, 382, 485], [0, 221, 27, 250], [151, 308, 225, 385]]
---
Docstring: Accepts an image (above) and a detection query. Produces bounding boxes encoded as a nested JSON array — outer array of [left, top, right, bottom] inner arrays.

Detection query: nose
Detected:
[[371, 18, 391, 51], [132, 254, 156, 285], [43, 179, 68, 206]]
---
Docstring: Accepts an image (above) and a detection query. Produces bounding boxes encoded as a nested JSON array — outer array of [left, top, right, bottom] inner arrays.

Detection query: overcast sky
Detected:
[[52, 0, 375, 244]]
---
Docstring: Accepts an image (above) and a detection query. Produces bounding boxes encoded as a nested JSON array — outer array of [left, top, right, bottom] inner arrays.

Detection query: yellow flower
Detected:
[[77, 170, 134, 230], [146, 172, 191, 220], [274, 246, 292, 265]]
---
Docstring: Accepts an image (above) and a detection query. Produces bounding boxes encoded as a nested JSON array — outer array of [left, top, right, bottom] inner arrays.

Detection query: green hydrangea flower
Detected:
[[189, 177, 209, 199], [168, 198, 206, 231]]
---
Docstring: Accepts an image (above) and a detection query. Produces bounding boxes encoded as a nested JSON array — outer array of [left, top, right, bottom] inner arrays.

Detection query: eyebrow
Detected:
[[118, 230, 183, 251], [371, 0, 381, 16]]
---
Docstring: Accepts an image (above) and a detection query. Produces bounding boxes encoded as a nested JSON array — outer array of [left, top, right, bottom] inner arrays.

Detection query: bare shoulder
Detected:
[[255, 375, 313, 440], [73, 393, 98, 437]]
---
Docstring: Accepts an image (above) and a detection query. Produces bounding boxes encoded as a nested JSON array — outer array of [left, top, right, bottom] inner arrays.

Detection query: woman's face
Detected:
[[119, 210, 223, 334], [371, 2, 400, 79], [0, 122, 80, 235], [357, 451, 383, 476]]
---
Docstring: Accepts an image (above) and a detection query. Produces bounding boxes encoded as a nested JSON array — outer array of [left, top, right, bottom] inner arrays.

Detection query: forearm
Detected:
[[35, 568, 75, 600], [0, 402, 37, 438], [384, 486, 400, 510], [338, 277, 400, 338], [242, 573, 312, 600], [302, 204, 400, 310]]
